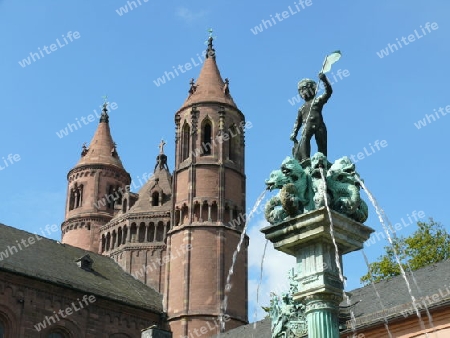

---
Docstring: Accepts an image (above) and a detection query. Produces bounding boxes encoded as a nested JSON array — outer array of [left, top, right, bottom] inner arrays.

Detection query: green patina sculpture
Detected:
[[290, 73, 332, 162], [268, 268, 307, 338], [264, 153, 368, 225]]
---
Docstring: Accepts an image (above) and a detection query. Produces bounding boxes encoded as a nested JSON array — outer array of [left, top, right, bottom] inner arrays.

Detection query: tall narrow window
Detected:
[[139, 223, 146, 242], [130, 223, 137, 242], [76, 184, 83, 208], [202, 120, 212, 155], [107, 185, 115, 209], [156, 221, 164, 241], [148, 223, 155, 242], [117, 227, 122, 247], [0, 322, 4, 338], [152, 192, 159, 206], [106, 232, 111, 251], [181, 123, 190, 161], [116, 186, 122, 204], [69, 188, 75, 210]]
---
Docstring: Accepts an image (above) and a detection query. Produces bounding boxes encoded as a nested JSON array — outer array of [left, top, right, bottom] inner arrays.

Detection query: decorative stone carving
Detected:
[[264, 153, 368, 225]]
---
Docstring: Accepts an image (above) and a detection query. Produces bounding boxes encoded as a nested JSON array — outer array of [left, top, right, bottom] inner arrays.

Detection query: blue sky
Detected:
[[1, 0, 450, 323]]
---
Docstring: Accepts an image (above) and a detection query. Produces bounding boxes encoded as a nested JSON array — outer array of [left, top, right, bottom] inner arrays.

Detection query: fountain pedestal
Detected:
[[261, 207, 374, 338]]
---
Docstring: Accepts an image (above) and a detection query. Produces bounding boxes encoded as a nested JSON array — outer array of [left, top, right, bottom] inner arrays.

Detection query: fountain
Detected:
[[260, 53, 375, 338]]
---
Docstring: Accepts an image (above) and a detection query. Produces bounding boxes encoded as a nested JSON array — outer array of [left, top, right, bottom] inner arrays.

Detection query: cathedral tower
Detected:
[[62, 103, 131, 252], [165, 37, 248, 337], [99, 143, 172, 293]]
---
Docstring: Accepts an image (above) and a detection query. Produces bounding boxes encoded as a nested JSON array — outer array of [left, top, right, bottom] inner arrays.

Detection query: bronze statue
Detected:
[[290, 72, 332, 162]]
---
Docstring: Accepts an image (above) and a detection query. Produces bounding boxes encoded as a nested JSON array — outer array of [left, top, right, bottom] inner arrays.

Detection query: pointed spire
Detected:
[[180, 32, 236, 109], [99, 101, 109, 123], [75, 101, 125, 169]]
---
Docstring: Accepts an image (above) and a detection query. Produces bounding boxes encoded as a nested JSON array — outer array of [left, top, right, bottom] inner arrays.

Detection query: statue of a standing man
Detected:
[[290, 72, 332, 162]]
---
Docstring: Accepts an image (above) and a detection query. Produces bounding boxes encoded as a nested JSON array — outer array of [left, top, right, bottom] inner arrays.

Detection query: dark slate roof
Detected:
[[217, 259, 450, 337], [347, 258, 450, 329], [0, 223, 163, 313], [213, 319, 271, 338]]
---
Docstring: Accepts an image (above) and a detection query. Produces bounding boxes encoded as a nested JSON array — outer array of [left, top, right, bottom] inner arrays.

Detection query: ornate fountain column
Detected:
[[261, 207, 374, 338]]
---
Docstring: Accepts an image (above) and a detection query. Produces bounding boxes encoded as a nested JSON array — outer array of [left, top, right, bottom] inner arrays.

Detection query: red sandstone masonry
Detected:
[[0, 271, 161, 337]]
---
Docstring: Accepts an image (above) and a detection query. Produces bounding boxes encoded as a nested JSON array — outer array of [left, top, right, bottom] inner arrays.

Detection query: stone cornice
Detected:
[[108, 243, 167, 255], [67, 163, 130, 181]]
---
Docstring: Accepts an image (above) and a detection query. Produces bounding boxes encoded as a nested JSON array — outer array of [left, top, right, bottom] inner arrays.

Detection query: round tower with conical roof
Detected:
[[165, 36, 249, 337], [61, 103, 131, 252]]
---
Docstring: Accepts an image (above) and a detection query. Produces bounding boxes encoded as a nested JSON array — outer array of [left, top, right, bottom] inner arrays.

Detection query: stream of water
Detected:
[[219, 189, 267, 333], [319, 168, 358, 333], [361, 249, 393, 338], [254, 238, 269, 327], [355, 176, 432, 336]]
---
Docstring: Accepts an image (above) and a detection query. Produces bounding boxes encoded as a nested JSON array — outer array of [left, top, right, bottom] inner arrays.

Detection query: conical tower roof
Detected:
[[180, 36, 236, 109], [75, 104, 125, 170]]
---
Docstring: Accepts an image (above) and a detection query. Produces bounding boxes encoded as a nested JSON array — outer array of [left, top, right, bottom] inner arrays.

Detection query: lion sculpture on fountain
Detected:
[[264, 153, 368, 225], [264, 157, 313, 224]]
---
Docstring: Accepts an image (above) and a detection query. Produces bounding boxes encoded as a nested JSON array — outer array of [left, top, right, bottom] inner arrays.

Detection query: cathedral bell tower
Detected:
[[165, 36, 248, 337], [61, 103, 131, 252]]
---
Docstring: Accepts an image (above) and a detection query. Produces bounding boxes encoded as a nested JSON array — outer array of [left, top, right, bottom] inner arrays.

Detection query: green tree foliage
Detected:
[[361, 219, 450, 285]]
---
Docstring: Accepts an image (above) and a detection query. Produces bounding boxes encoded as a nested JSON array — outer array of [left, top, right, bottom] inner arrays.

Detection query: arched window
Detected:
[[156, 221, 164, 242], [130, 223, 137, 242], [117, 227, 123, 247], [202, 120, 212, 155], [69, 188, 75, 211], [122, 198, 128, 213], [181, 123, 190, 161], [152, 192, 159, 206], [193, 202, 201, 221], [122, 226, 128, 244], [111, 231, 117, 250], [211, 202, 218, 222], [147, 223, 155, 242], [116, 186, 123, 205], [139, 222, 146, 243], [76, 184, 83, 208], [101, 234, 106, 253]]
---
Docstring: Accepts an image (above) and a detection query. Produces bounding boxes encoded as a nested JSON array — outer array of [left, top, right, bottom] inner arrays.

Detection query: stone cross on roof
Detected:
[[159, 139, 166, 154]]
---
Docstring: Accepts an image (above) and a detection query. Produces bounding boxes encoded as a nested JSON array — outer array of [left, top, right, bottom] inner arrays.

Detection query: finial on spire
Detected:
[[205, 28, 216, 59], [111, 142, 117, 156], [81, 142, 88, 157], [223, 78, 230, 95], [189, 78, 197, 95], [100, 95, 109, 123]]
